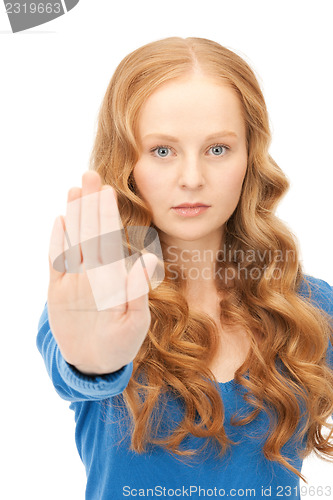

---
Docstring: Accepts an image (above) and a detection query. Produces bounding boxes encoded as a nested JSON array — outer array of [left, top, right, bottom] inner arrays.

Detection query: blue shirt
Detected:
[[36, 275, 333, 499]]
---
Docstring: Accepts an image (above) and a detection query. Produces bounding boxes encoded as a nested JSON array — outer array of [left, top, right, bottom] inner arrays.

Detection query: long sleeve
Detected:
[[36, 301, 133, 402]]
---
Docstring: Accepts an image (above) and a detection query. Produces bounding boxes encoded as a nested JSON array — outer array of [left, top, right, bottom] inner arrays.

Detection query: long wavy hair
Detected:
[[88, 36, 333, 483]]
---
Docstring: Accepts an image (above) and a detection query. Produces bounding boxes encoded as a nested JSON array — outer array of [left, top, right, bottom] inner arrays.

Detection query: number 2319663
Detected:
[[5, 3, 61, 14]]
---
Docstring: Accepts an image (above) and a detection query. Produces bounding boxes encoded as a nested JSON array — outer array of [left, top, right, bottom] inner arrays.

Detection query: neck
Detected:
[[160, 228, 225, 297]]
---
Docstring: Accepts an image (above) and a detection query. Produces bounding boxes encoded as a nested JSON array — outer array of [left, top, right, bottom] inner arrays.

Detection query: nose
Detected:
[[177, 154, 205, 189]]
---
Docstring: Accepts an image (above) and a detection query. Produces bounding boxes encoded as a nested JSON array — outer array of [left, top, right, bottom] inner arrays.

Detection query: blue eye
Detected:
[[209, 144, 229, 156], [150, 146, 171, 158]]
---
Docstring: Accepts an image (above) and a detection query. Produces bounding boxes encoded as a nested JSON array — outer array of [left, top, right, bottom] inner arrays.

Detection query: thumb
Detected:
[[126, 253, 159, 312], [142, 253, 159, 283]]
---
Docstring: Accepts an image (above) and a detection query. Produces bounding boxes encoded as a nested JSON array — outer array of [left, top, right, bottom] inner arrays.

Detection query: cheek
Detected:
[[219, 162, 247, 197], [133, 162, 163, 202]]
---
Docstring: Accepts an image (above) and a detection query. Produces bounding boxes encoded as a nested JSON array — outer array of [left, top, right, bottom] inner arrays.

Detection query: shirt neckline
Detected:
[[217, 369, 250, 393], [218, 378, 238, 392]]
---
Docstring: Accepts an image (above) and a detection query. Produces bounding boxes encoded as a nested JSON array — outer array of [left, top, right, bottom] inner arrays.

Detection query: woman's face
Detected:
[[133, 73, 248, 249]]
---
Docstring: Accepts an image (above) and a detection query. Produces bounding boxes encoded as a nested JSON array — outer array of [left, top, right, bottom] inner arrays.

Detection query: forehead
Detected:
[[137, 75, 245, 139]]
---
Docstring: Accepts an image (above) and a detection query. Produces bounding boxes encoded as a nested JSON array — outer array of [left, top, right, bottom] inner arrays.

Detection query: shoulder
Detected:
[[297, 274, 333, 318], [297, 274, 333, 368]]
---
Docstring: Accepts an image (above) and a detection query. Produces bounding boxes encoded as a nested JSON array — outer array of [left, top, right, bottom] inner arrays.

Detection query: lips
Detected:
[[173, 203, 210, 208]]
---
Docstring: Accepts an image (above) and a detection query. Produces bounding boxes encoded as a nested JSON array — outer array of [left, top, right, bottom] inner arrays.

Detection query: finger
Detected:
[[84, 185, 129, 313], [65, 187, 82, 273], [99, 185, 128, 272], [49, 215, 66, 282], [80, 171, 102, 270]]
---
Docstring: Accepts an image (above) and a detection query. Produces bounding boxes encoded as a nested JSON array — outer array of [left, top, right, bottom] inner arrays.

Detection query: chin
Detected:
[[168, 230, 214, 242]]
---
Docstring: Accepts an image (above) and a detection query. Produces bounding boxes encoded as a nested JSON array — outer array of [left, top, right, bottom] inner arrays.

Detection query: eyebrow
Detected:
[[142, 131, 238, 142]]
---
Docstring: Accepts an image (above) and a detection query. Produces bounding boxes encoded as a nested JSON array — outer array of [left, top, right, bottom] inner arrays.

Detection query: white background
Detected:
[[0, 0, 332, 498]]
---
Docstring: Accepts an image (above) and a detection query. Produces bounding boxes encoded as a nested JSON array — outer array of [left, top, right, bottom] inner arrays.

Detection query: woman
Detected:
[[37, 37, 333, 499]]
